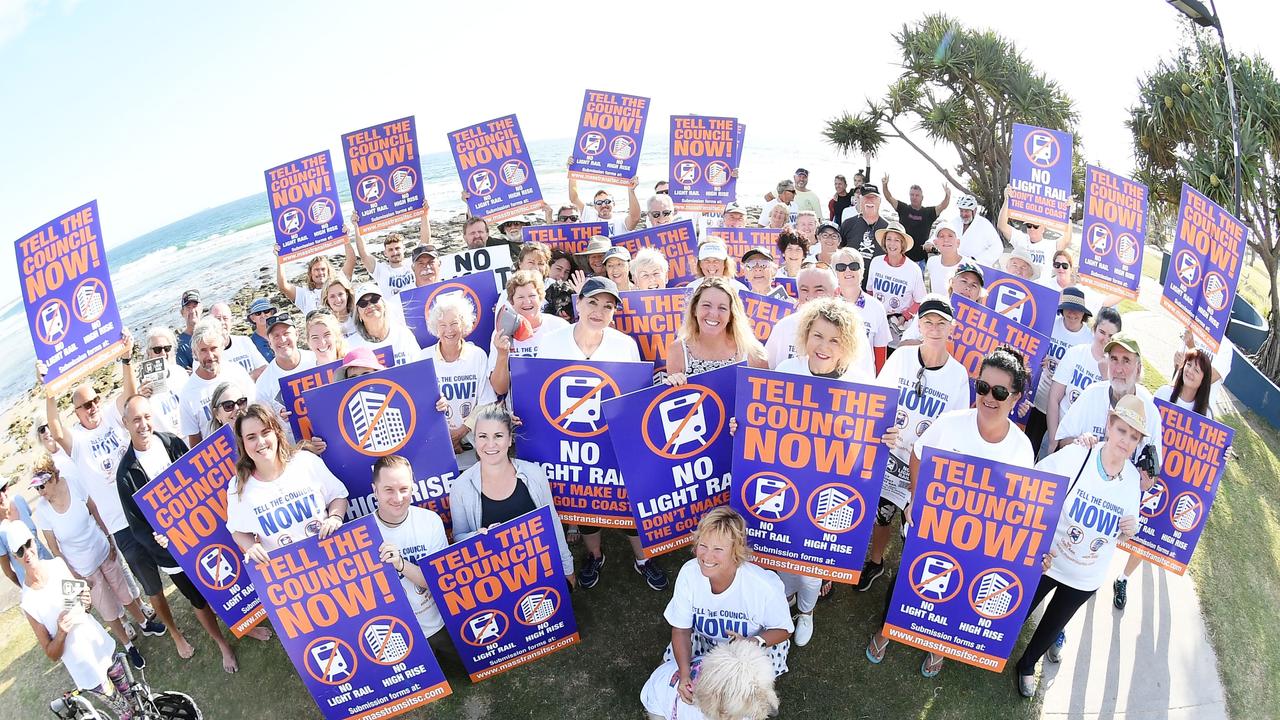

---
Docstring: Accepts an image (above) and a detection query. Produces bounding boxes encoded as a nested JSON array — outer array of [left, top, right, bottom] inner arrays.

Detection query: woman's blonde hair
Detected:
[[692, 507, 750, 567], [323, 276, 354, 315], [793, 297, 866, 374], [305, 311, 350, 359], [233, 404, 295, 494], [506, 269, 546, 303], [679, 278, 765, 365]]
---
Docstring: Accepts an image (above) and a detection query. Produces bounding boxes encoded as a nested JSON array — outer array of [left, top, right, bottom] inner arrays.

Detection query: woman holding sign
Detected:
[[421, 293, 491, 466], [1045, 308, 1122, 452], [488, 271, 569, 399], [663, 278, 767, 385]]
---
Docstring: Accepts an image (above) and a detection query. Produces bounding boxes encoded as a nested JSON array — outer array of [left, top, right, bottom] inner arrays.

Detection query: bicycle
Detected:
[[49, 651, 202, 719]]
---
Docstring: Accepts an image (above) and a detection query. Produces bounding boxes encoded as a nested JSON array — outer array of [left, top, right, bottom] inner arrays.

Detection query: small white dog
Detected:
[[641, 640, 779, 720]]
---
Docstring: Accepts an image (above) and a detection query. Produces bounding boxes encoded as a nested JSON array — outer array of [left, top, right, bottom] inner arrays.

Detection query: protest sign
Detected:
[[279, 347, 396, 440], [730, 122, 746, 170], [1007, 123, 1074, 234], [611, 220, 698, 286], [424, 506, 579, 682], [439, 245, 514, 289], [248, 516, 451, 718], [301, 358, 457, 528], [266, 151, 347, 263], [568, 89, 649, 185], [132, 427, 264, 637], [883, 448, 1066, 672], [669, 115, 739, 212], [705, 228, 782, 278], [739, 290, 794, 344], [980, 263, 1058, 339], [510, 357, 654, 527], [522, 221, 610, 255], [1079, 166, 1147, 299], [342, 116, 425, 235], [601, 365, 736, 557], [400, 271, 499, 350], [773, 276, 797, 300], [448, 114, 543, 223], [612, 289, 686, 371], [730, 368, 896, 583], [949, 295, 1049, 425], [1120, 399, 1232, 575], [16, 200, 128, 396], [1161, 183, 1247, 352]]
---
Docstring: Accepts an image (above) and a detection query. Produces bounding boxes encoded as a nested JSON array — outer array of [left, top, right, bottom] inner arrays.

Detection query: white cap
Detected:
[[698, 242, 729, 261]]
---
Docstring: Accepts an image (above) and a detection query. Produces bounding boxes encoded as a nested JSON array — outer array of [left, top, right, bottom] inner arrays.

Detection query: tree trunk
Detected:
[[1253, 258, 1280, 383]]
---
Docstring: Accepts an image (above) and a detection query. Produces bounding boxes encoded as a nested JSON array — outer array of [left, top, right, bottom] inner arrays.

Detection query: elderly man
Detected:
[[956, 195, 1003, 267], [1054, 333, 1164, 464], [646, 193, 678, 228], [209, 302, 268, 380], [175, 290, 202, 371], [765, 266, 841, 368], [137, 325, 189, 436], [883, 176, 951, 269], [177, 318, 256, 446], [839, 184, 889, 263], [759, 179, 796, 226], [253, 313, 317, 411], [411, 245, 441, 287], [720, 202, 748, 229]]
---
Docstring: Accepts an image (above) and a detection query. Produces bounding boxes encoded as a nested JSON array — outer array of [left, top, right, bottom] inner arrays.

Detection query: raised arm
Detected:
[[624, 177, 642, 231], [40, 368, 71, 455], [275, 260, 299, 303], [566, 157, 585, 213], [935, 183, 952, 213], [114, 330, 138, 417], [995, 188, 1014, 241], [881, 174, 898, 207], [350, 210, 377, 274]]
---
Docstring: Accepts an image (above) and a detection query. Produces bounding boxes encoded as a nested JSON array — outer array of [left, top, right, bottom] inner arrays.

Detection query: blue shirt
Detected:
[[1, 495, 52, 585], [176, 331, 193, 370], [251, 332, 275, 363]]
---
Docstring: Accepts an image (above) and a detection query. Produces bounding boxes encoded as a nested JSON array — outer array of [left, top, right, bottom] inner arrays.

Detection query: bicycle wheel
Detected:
[[146, 691, 202, 720]]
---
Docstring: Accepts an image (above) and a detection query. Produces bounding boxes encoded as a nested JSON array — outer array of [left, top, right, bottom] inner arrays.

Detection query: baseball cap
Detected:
[[817, 220, 841, 235], [742, 247, 774, 264], [0, 520, 33, 553], [0, 475, 19, 491], [955, 260, 985, 285], [579, 276, 621, 302], [860, 183, 881, 197], [265, 313, 295, 332], [1109, 394, 1149, 436], [603, 246, 631, 263], [794, 168, 809, 176], [181, 290, 201, 307], [411, 245, 439, 262], [339, 346, 385, 377], [1057, 286, 1092, 319], [698, 242, 729, 261], [1105, 332, 1141, 356], [917, 295, 955, 322], [354, 282, 383, 302], [498, 216, 532, 229], [723, 203, 746, 216], [248, 297, 276, 316], [777, 179, 796, 193]]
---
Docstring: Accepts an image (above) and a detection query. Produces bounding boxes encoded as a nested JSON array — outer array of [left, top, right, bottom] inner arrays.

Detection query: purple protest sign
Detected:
[[611, 220, 698, 286], [773, 276, 798, 300], [980, 263, 1059, 339], [15, 200, 128, 396], [730, 122, 746, 170], [448, 114, 543, 223], [884, 448, 1067, 673], [612, 289, 687, 371], [400, 270, 499, 350], [342, 116, 425, 235], [522, 221, 610, 254], [601, 365, 736, 557], [248, 516, 452, 718], [1119, 399, 1232, 575], [1160, 183, 1247, 352], [265, 150, 347, 263], [278, 347, 396, 440], [509, 357, 654, 527], [1007, 123, 1074, 234], [738, 290, 794, 344], [423, 506, 579, 682], [300, 358, 457, 528], [730, 367, 896, 584], [949, 295, 1049, 425], [705, 228, 781, 278], [568, 89, 650, 185], [1079, 166, 1147, 300], [132, 427, 265, 637], [669, 115, 739, 213]]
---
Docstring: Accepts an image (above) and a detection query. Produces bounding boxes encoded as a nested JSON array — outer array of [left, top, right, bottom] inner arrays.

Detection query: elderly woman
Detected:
[[776, 230, 808, 278], [321, 276, 358, 335], [488, 271, 568, 398], [741, 248, 786, 298], [686, 242, 746, 295], [603, 246, 633, 291], [305, 310, 350, 365], [866, 221, 925, 332], [664, 278, 767, 385], [762, 203, 789, 230], [631, 247, 670, 290], [421, 293, 491, 465], [349, 282, 421, 366], [809, 221, 842, 266]]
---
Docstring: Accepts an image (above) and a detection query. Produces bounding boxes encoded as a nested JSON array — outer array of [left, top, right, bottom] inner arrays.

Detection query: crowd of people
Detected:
[[1, 157, 1232, 719]]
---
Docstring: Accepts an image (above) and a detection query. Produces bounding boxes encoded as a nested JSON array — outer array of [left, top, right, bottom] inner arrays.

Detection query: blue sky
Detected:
[[1, 0, 1277, 303]]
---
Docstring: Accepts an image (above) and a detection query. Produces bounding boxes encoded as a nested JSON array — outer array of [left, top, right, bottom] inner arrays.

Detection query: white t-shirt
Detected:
[[33, 484, 111, 576], [847, 293, 891, 351], [914, 409, 1035, 468], [925, 255, 963, 295], [662, 559, 794, 675], [582, 207, 631, 236], [294, 286, 323, 314], [348, 323, 423, 368], [21, 558, 116, 690], [144, 363, 190, 436], [1009, 229, 1056, 283], [421, 342, 491, 429], [1036, 318, 1094, 413], [959, 216, 1003, 267], [867, 256, 926, 315], [375, 507, 448, 636], [1154, 385, 1205, 416], [1037, 443, 1141, 591], [764, 310, 803, 369], [1052, 343, 1104, 419], [536, 324, 640, 362], [757, 199, 794, 226], [1054, 383, 1163, 464], [777, 355, 874, 383], [225, 335, 267, 376], [225, 451, 349, 551], [67, 406, 130, 535], [374, 261, 416, 297], [177, 364, 256, 438], [254, 351, 318, 410], [878, 349, 973, 508]]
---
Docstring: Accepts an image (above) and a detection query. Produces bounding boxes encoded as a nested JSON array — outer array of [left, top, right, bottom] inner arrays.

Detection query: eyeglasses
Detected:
[[834, 262, 862, 272], [150, 345, 173, 355], [75, 396, 101, 411], [975, 379, 1012, 401], [217, 397, 250, 413], [649, 210, 674, 219], [593, 199, 613, 207], [558, 214, 579, 222], [1053, 261, 1071, 270], [744, 261, 771, 270], [357, 295, 382, 309], [14, 539, 33, 559]]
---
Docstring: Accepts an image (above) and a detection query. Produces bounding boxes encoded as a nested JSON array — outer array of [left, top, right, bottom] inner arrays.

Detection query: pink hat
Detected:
[[339, 347, 385, 377]]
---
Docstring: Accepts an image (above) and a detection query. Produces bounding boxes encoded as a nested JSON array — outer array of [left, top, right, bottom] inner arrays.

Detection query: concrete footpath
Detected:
[[1038, 274, 1229, 719]]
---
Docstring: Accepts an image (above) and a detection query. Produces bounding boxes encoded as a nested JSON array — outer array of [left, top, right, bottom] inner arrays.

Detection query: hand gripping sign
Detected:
[[133, 426, 265, 637], [568, 89, 650, 185], [1079, 165, 1148, 300], [730, 367, 897, 584], [266, 150, 348, 263], [342, 116, 426, 235], [883, 448, 1068, 672], [247, 516, 451, 718], [1007, 123, 1074, 234], [1160, 183, 1247, 352], [448, 114, 544, 223]]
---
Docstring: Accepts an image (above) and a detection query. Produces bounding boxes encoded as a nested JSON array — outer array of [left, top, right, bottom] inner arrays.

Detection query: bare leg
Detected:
[[124, 597, 148, 624], [583, 532, 602, 557], [868, 525, 892, 564], [1122, 554, 1142, 578], [150, 593, 193, 658], [627, 535, 647, 562], [192, 606, 237, 672], [106, 617, 130, 647]]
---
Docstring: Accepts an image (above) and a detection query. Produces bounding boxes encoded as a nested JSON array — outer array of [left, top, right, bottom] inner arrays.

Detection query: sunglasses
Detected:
[[14, 539, 34, 559], [975, 379, 1012, 402], [1025, 224, 1041, 230], [1053, 261, 1071, 270], [150, 345, 173, 355], [250, 309, 272, 318], [744, 261, 771, 270], [593, 199, 613, 207], [76, 396, 101, 411], [32, 471, 53, 491], [37, 424, 49, 435], [558, 214, 579, 222], [655, 189, 669, 195], [649, 210, 674, 219], [217, 397, 250, 413], [357, 295, 382, 309], [834, 262, 862, 272]]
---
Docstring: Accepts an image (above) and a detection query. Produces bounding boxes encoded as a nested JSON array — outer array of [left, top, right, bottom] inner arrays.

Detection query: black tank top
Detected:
[[480, 477, 537, 528]]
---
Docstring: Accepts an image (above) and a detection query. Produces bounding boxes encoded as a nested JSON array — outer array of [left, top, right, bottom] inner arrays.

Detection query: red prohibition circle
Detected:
[[336, 377, 418, 457], [71, 278, 108, 324], [195, 543, 241, 591], [1023, 130, 1061, 169], [358, 615, 415, 665], [804, 482, 864, 535], [35, 298, 70, 345], [514, 586, 562, 626], [461, 608, 510, 647], [967, 568, 1024, 620], [303, 636, 358, 686], [1169, 491, 1205, 533]]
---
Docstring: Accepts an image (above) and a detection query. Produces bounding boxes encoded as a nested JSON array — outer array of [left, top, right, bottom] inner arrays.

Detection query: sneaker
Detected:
[[855, 560, 885, 592], [139, 617, 167, 637], [634, 560, 669, 591], [1047, 631, 1065, 663], [579, 554, 605, 589], [794, 614, 814, 646], [126, 644, 146, 670], [1113, 578, 1128, 610], [1018, 672, 1038, 698]]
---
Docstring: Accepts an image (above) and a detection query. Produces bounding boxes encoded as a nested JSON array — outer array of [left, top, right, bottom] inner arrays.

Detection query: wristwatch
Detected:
[[752, 635, 767, 648]]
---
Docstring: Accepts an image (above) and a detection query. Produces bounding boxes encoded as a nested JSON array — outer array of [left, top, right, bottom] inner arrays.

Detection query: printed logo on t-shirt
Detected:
[[254, 489, 321, 539], [386, 273, 414, 292], [90, 428, 125, 475], [693, 608, 749, 641]]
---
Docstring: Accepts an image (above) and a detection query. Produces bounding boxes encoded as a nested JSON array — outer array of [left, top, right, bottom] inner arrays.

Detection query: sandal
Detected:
[[865, 634, 889, 664], [819, 580, 834, 598], [921, 652, 945, 678]]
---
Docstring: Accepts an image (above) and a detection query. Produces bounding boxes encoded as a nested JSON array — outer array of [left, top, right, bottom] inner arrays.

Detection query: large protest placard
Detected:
[[611, 220, 698, 286], [612, 289, 686, 371], [266, 151, 347, 263], [439, 245, 514, 289], [522, 221, 610, 254], [980, 263, 1058, 339], [883, 448, 1067, 672], [949, 294, 1049, 425], [601, 365, 736, 557], [705, 228, 781, 278], [342, 116, 425, 235], [669, 115, 739, 213], [16, 200, 129, 396], [1079, 166, 1147, 300], [132, 427, 265, 637], [279, 347, 395, 440], [400, 270, 499, 350], [1007, 123, 1074, 234], [731, 368, 896, 583], [1161, 183, 1247, 352], [448, 114, 542, 223], [424, 506, 579, 682], [301, 358, 457, 528], [510, 357, 654, 527], [568, 89, 649, 185], [739, 290, 793, 344], [248, 516, 451, 718], [730, 122, 746, 170], [1120, 399, 1232, 575]]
